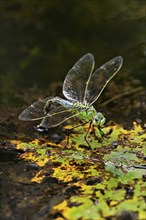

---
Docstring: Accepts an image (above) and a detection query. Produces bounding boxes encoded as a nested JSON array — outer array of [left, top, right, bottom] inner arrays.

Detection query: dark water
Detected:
[[0, 0, 145, 105]]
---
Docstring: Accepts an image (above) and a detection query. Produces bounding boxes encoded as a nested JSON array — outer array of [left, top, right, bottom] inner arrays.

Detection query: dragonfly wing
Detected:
[[39, 106, 78, 129], [39, 101, 78, 128], [63, 53, 95, 103], [18, 97, 51, 121], [19, 97, 78, 128], [85, 56, 123, 105]]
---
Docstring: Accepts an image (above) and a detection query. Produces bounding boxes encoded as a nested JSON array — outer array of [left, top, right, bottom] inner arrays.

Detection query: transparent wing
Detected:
[[19, 97, 79, 128], [63, 53, 95, 103], [39, 106, 79, 129], [18, 97, 51, 121], [85, 56, 123, 106]]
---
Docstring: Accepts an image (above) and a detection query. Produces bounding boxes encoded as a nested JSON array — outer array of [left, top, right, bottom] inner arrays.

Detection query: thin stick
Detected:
[[101, 87, 143, 107]]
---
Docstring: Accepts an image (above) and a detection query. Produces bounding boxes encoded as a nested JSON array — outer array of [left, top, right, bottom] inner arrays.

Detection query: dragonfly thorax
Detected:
[[76, 105, 97, 122], [73, 101, 90, 111]]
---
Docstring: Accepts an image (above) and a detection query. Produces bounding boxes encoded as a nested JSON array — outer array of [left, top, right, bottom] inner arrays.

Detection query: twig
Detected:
[[101, 87, 144, 107]]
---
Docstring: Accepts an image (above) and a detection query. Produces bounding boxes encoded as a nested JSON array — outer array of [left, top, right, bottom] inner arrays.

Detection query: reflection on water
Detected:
[[0, 0, 145, 104]]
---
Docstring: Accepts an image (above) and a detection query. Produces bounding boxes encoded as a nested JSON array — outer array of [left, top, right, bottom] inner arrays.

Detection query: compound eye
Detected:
[[93, 112, 106, 126], [101, 117, 106, 126], [94, 118, 98, 122]]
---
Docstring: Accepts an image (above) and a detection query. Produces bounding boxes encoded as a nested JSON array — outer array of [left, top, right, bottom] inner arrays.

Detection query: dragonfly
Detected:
[[19, 53, 123, 146]]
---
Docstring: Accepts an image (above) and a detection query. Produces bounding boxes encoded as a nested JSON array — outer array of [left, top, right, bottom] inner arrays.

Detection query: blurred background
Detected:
[[0, 0, 145, 105]]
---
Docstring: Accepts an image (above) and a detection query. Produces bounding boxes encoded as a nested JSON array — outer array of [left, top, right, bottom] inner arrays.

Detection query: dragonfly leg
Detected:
[[66, 121, 89, 146], [89, 123, 106, 143], [84, 121, 92, 147], [97, 125, 109, 143], [98, 126, 104, 137]]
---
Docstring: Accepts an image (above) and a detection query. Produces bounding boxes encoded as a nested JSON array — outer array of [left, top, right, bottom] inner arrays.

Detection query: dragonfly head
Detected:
[[93, 112, 106, 127]]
